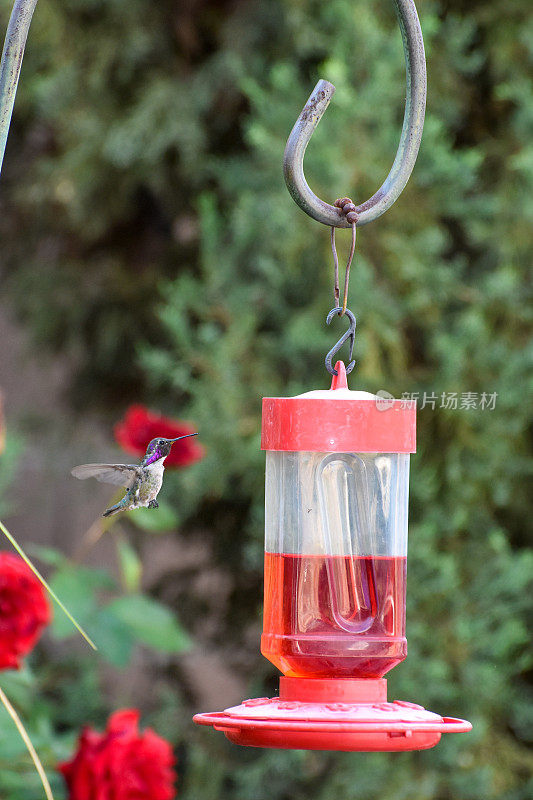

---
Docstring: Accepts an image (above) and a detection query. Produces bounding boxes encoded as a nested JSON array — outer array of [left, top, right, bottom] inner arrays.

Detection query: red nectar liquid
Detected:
[[261, 553, 407, 679]]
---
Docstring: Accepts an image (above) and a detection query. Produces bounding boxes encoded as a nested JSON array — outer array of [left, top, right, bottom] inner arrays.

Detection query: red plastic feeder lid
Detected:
[[261, 362, 416, 453], [193, 678, 471, 752]]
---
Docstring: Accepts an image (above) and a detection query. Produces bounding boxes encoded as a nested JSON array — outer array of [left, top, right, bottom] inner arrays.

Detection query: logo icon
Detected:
[[375, 390, 395, 411]]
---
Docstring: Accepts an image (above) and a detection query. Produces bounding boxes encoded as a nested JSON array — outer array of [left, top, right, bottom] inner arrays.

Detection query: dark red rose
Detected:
[[58, 709, 177, 800], [115, 406, 204, 468], [0, 552, 51, 670]]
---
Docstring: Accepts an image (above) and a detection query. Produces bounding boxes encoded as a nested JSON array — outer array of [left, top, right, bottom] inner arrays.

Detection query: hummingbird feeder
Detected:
[[194, 0, 472, 751]]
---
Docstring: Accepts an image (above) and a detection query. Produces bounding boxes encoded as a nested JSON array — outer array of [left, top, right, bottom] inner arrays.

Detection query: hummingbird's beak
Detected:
[[169, 433, 198, 443]]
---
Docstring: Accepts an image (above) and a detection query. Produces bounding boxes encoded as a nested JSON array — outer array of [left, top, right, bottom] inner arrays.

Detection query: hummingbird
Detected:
[[71, 434, 199, 517]]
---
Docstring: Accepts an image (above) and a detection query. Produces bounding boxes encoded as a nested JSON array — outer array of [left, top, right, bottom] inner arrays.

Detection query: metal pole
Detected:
[[0, 0, 38, 176]]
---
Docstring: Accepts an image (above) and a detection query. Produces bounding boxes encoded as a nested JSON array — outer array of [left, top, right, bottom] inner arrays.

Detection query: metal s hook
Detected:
[[283, 0, 426, 228], [325, 307, 357, 376]]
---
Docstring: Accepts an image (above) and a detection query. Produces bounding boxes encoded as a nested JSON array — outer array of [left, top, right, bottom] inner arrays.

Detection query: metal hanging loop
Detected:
[[283, 0, 426, 228], [325, 307, 357, 376], [331, 219, 356, 314]]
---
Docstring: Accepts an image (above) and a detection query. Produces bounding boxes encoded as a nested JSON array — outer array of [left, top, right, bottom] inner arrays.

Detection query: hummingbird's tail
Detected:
[[102, 500, 127, 517]]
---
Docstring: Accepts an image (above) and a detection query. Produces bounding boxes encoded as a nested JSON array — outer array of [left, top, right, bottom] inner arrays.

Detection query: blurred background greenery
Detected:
[[0, 0, 532, 797]]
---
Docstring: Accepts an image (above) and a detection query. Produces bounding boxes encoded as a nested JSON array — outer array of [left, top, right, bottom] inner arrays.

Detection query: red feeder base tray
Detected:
[[193, 677, 472, 752]]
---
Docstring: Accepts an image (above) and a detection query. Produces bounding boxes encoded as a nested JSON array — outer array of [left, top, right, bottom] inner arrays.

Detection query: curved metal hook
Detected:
[[283, 0, 426, 228], [325, 307, 357, 376]]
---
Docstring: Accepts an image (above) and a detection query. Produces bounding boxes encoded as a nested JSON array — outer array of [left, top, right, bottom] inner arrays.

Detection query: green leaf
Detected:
[[91, 608, 134, 667], [0, 667, 35, 712], [127, 499, 179, 533], [27, 546, 67, 569], [48, 568, 98, 639], [48, 565, 114, 640], [107, 594, 191, 653], [115, 537, 142, 593], [0, 706, 33, 760]]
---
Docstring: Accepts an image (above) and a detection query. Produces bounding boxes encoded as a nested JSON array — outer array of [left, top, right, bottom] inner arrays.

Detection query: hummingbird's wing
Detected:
[[71, 463, 142, 489]]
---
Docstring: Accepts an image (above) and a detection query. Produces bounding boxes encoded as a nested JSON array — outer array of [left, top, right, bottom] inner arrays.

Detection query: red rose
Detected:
[[115, 406, 204, 468], [0, 552, 51, 670], [58, 709, 176, 800]]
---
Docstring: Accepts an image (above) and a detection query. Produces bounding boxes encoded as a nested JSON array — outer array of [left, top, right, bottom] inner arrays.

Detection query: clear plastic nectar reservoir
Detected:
[[262, 450, 409, 678], [260, 363, 414, 679]]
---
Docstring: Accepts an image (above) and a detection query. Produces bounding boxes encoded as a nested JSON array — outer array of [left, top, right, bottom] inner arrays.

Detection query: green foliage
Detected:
[[0, 0, 532, 799], [115, 535, 142, 591], [41, 546, 191, 665], [0, 541, 191, 797], [127, 498, 180, 533], [107, 595, 192, 653]]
